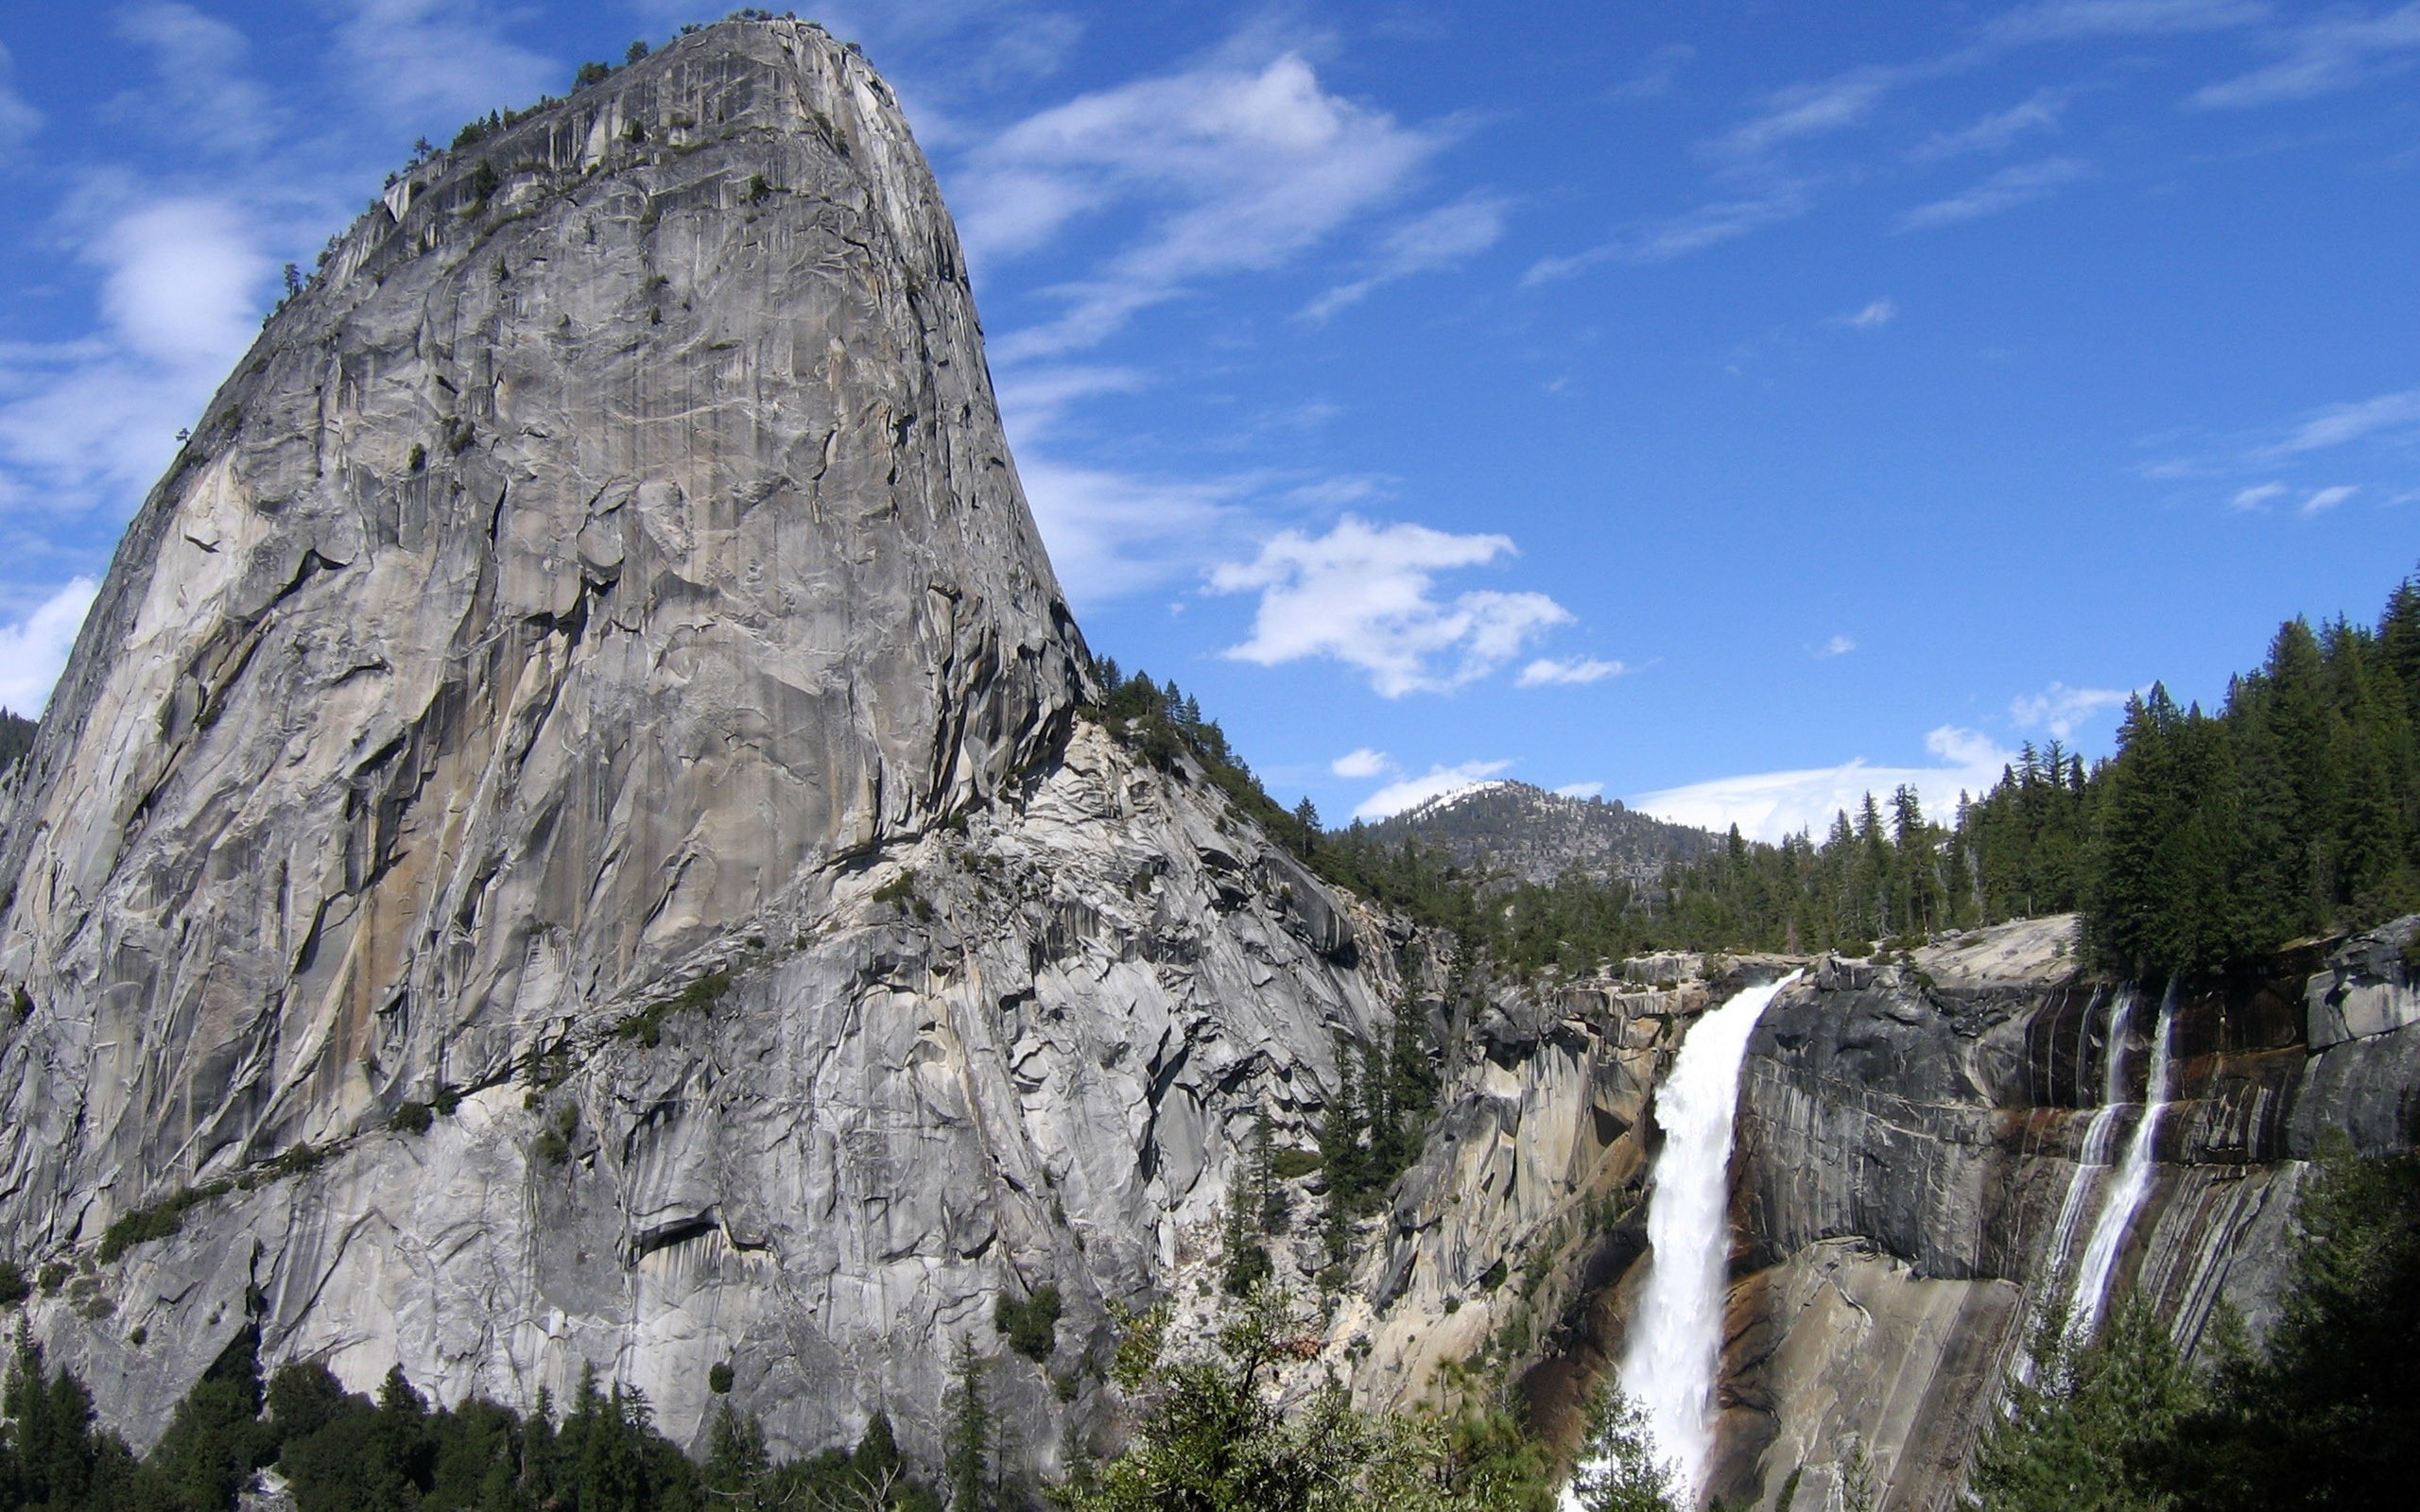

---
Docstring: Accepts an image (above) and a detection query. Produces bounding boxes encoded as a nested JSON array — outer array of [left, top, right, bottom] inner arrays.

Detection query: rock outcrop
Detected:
[[0, 19, 1392, 1471], [1343, 914, 2420, 1512]]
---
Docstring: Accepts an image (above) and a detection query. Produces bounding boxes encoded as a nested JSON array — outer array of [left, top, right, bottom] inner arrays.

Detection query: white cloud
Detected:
[[1353, 759, 1513, 821], [1525, 181, 1812, 283], [1331, 747, 1392, 779], [2231, 482, 2288, 509], [1912, 88, 2070, 161], [2011, 681, 2130, 739], [1816, 634, 1858, 657], [1208, 516, 1572, 696], [2193, 2, 2420, 109], [2269, 388, 2420, 455], [1632, 727, 2014, 844], [993, 364, 1148, 444], [1554, 781, 1605, 799], [2301, 484, 2360, 515], [112, 2, 274, 154], [1015, 454, 1253, 605], [0, 195, 272, 515], [1609, 43, 1695, 102], [1840, 298, 1897, 329], [959, 51, 1449, 359], [1895, 157, 2090, 231], [0, 43, 42, 158], [1516, 655, 1626, 687], [1714, 70, 1894, 160], [1302, 194, 1508, 323], [0, 577, 98, 716], [333, 0, 557, 124], [1985, 0, 2270, 46]]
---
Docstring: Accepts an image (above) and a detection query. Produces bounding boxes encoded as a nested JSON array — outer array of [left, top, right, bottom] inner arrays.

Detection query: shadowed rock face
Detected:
[[0, 20, 1080, 1239]]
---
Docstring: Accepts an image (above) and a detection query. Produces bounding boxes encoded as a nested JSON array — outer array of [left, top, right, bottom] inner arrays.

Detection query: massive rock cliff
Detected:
[[7, 17, 2411, 1505], [0, 19, 1393, 1470], [1336, 915, 2419, 1512]]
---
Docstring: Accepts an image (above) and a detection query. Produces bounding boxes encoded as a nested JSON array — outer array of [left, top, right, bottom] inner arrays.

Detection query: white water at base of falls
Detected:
[[1561, 973, 1800, 1511], [2067, 979, 2180, 1338]]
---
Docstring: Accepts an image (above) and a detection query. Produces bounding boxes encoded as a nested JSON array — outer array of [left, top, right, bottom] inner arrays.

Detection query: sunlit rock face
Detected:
[[0, 19, 1399, 1469]]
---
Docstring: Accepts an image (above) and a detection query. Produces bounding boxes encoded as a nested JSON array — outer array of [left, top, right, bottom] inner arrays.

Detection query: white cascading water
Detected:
[[2066, 978, 2180, 1337], [2044, 987, 2136, 1279], [1563, 973, 1799, 1510]]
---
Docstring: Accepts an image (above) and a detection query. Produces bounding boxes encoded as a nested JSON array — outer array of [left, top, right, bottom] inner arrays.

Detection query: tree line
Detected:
[[1098, 564, 2420, 983]]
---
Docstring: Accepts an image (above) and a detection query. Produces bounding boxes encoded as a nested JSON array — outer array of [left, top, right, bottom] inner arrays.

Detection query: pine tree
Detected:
[[942, 1334, 993, 1512]]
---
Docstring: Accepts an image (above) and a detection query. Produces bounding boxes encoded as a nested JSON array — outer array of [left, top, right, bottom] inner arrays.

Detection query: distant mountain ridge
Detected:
[[1362, 779, 1720, 885]]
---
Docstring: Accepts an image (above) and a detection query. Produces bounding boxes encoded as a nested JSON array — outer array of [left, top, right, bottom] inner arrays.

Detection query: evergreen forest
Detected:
[[1098, 563, 2420, 984]]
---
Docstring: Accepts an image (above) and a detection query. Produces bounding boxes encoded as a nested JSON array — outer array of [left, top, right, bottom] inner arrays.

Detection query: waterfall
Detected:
[[2066, 979, 2179, 1336], [1564, 973, 1799, 1510], [2044, 987, 2135, 1280]]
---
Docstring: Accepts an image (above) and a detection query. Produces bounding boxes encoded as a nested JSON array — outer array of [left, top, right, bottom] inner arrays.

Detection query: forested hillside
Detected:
[[1248, 566, 2420, 981]]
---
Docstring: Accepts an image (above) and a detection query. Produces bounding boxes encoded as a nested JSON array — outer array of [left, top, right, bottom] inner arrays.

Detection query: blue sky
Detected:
[[0, 2, 2414, 840]]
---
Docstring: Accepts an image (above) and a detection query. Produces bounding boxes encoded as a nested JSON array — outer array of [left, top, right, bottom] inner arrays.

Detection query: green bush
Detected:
[[995, 1284, 1062, 1362], [615, 968, 734, 1045], [96, 1181, 232, 1263], [389, 1101, 433, 1136], [709, 1361, 735, 1394], [0, 1260, 26, 1307], [1270, 1147, 1324, 1181]]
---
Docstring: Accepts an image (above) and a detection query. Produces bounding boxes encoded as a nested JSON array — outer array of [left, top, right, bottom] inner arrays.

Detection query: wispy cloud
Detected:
[[2193, 2, 2420, 108], [2267, 387, 2420, 455], [1302, 194, 1508, 323], [1984, 0, 2271, 47], [1713, 70, 1896, 161], [2230, 482, 2288, 509], [959, 51, 1450, 359], [1633, 727, 2014, 844], [993, 364, 1149, 444], [1838, 299, 1897, 329], [0, 43, 43, 159], [0, 193, 272, 516], [1352, 759, 1513, 820], [1554, 781, 1605, 799], [2011, 681, 2131, 739], [1526, 181, 1813, 283], [2301, 483, 2360, 514], [1815, 634, 1858, 657], [1911, 88, 2071, 162], [332, 0, 557, 124], [1014, 454, 1255, 605], [1331, 747, 1392, 779], [1895, 157, 2090, 230], [0, 577, 97, 716], [112, 2, 275, 155], [1609, 43, 1696, 102], [1208, 515, 1572, 696], [1516, 655, 1625, 687]]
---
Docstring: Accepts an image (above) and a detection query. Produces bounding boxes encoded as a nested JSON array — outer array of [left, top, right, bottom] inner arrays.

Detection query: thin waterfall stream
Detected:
[[2067, 979, 2180, 1336], [2045, 986, 2136, 1281], [1562, 972, 1799, 1509]]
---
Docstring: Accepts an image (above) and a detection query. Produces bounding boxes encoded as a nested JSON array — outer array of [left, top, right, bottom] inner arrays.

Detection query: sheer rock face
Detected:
[[0, 21, 1079, 1236], [0, 20, 1397, 1463], [1347, 916, 2417, 1512]]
